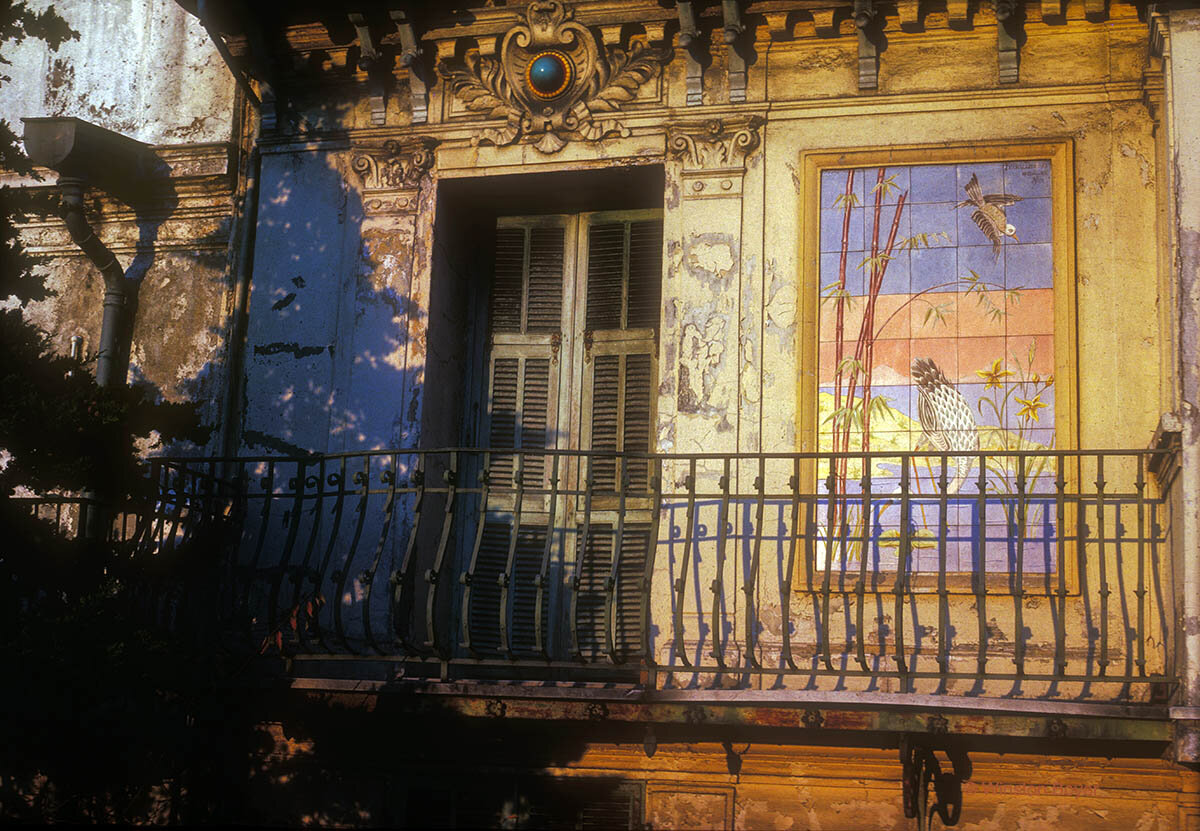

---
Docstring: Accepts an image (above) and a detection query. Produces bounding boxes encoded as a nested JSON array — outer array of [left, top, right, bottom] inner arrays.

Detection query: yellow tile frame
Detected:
[[796, 140, 1079, 593]]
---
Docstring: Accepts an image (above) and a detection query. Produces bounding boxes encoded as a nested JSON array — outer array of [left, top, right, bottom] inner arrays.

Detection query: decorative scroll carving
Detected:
[[349, 137, 437, 217], [436, 0, 669, 153], [668, 116, 764, 171], [668, 116, 764, 200]]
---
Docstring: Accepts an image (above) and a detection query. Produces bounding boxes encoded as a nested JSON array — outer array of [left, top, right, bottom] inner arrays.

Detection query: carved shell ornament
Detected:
[[437, 0, 669, 154]]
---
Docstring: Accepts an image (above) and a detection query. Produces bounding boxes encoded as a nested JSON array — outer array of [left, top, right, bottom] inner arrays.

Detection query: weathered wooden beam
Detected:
[[349, 13, 387, 126], [855, 0, 879, 91], [722, 0, 748, 103], [391, 9, 427, 125], [996, 0, 1021, 84], [948, 0, 973, 28], [677, 0, 705, 106]]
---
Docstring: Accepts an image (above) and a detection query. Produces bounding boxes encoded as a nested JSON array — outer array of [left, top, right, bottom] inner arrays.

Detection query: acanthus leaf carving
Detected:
[[349, 137, 438, 217], [436, 0, 668, 154], [667, 116, 765, 172]]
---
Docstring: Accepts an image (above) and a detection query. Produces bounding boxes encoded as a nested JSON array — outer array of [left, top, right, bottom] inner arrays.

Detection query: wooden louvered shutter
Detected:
[[577, 214, 661, 663], [582, 217, 661, 495], [467, 219, 567, 657]]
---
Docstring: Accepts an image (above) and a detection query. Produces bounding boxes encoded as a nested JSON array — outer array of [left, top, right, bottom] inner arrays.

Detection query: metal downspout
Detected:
[[58, 176, 128, 539], [59, 177, 127, 390]]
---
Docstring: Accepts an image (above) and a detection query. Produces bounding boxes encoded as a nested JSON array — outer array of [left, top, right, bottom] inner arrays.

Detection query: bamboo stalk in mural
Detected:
[[819, 161, 1054, 567]]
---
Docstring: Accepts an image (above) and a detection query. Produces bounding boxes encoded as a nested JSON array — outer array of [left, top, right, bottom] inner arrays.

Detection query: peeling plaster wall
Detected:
[[0, 0, 233, 145], [239, 147, 432, 456]]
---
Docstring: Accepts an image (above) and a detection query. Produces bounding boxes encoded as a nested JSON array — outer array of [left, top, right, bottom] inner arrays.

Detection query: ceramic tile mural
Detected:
[[816, 161, 1057, 573]]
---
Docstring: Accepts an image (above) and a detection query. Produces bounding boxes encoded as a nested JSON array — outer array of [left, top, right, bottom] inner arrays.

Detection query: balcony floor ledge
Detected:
[[290, 677, 1171, 725]]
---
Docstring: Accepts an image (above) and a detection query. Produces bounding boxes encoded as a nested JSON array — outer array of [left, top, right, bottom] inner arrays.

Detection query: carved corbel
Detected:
[[667, 115, 765, 200], [677, 0, 705, 106], [947, 0, 973, 29], [721, 0, 748, 103], [1084, 0, 1108, 21], [1040, 0, 1063, 22], [391, 9, 428, 124], [855, 0, 881, 91], [349, 137, 438, 219], [995, 0, 1022, 84], [350, 13, 390, 126], [898, 0, 923, 33]]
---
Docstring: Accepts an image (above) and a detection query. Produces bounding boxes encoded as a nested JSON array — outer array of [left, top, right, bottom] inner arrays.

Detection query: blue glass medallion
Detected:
[[526, 51, 572, 99]]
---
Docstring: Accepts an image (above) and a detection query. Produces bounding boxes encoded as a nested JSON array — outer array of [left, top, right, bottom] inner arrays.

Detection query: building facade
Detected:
[[5, 0, 1200, 826]]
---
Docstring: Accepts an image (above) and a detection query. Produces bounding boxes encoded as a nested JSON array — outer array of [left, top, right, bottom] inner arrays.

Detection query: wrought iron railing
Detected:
[[12, 448, 1177, 700]]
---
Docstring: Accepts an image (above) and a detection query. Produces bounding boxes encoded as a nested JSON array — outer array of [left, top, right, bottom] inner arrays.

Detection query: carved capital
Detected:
[[349, 137, 437, 217], [667, 116, 765, 173], [436, 0, 668, 154]]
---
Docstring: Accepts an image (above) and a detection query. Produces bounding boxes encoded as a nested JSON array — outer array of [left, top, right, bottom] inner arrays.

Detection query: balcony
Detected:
[[22, 447, 1178, 708]]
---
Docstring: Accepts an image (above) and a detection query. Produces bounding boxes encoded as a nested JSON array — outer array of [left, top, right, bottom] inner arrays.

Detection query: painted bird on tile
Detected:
[[955, 172, 1023, 260], [912, 357, 980, 494]]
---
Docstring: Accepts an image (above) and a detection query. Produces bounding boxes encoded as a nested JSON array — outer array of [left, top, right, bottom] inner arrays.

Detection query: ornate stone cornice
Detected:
[[435, 0, 669, 154], [349, 137, 437, 216]]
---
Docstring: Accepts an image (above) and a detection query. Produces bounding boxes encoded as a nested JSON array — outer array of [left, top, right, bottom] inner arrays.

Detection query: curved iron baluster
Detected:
[[498, 454, 526, 660], [1096, 453, 1109, 676], [362, 455, 400, 655], [424, 453, 458, 658], [291, 461, 327, 653], [641, 458, 663, 685], [604, 457, 629, 664], [895, 457, 912, 686], [820, 455, 837, 671], [267, 460, 308, 651], [1053, 455, 1068, 676], [460, 457, 491, 657], [334, 457, 372, 654], [311, 458, 349, 653], [1012, 454, 1027, 677], [974, 454, 989, 678], [781, 459, 801, 672], [855, 461, 873, 674], [244, 461, 276, 648], [569, 456, 594, 662], [671, 461, 697, 669], [534, 452, 561, 661], [394, 455, 426, 655], [744, 458, 766, 671], [936, 456, 951, 677], [710, 458, 731, 670], [1135, 453, 1147, 676]]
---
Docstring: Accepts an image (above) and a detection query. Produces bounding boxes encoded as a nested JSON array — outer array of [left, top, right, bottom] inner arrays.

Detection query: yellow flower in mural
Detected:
[[976, 358, 1013, 390], [1016, 395, 1048, 422]]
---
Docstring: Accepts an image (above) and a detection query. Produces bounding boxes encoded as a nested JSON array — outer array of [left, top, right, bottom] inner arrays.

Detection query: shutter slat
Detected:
[[491, 228, 525, 333], [627, 219, 663, 329], [586, 223, 625, 331], [489, 358, 519, 487], [509, 524, 549, 654], [623, 353, 653, 491], [467, 521, 511, 655], [527, 227, 564, 333], [590, 355, 620, 493], [576, 523, 650, 662], [521, 358, 551, 486]]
